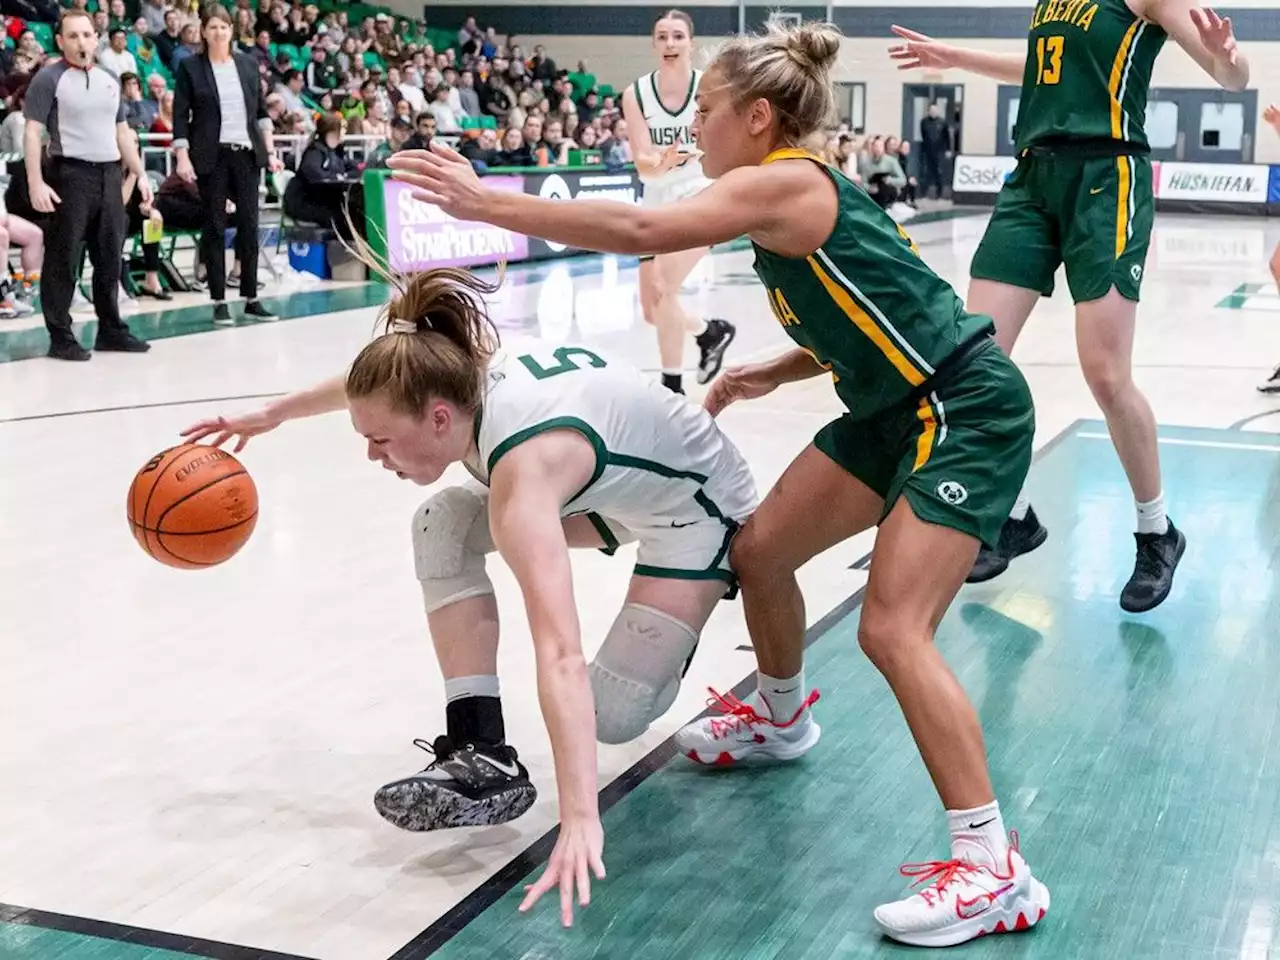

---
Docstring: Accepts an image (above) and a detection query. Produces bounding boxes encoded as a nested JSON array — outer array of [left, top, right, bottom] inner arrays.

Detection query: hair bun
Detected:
[[786, 22, 842, 73]]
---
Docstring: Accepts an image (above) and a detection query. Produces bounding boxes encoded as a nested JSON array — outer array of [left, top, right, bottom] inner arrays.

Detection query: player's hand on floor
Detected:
[[179, 411, 282, 452], [703, 363, 781, 417], [518, 816, 605, 927]]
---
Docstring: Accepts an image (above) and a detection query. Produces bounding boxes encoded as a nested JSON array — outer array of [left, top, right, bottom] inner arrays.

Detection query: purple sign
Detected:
[[382, 175, 529, 270]]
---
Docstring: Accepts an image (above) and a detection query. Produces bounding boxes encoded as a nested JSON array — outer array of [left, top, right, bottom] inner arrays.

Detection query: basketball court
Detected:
[[3, 208, 1280, 959]]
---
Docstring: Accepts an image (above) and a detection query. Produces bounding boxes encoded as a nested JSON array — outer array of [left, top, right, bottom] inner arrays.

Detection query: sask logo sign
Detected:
[[952, 156, 1018, 193]]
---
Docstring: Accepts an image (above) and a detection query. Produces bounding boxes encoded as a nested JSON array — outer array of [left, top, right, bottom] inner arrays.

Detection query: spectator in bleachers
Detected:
[[130, 17, 158, 66], [232, 7, 254, 46], [170, 21, 200, 71], [150, 89, 173, 134], [858, 135, 911, 218], [403, 111, 434, 150], [887, 136, 918, 208], [426, 82, 460, 133], [246, 29, 272, 70], [98, 26, 135, 76], [479, 68, 510, 124], [283, 111, 363, 240], [120, 72, 156, 131], [456, 16, 479, 54], [365, 115, 409, 166], [304, 42, 335, 96], [141, 0, 167, 36], [154, 9, 183, 69], [391, 65, 425, 114], [539, 117, 571, 165], [459, 125, 499, 169], [358, 97, 389, 140], [494, 126, 534, 167], [92, 10, 109, 41], [122, 166, 170, 301], [530, 44, 555, 82], [275, 67, 307, 115]]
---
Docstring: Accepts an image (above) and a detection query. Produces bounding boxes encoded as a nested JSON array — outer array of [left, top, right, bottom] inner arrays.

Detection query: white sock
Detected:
[[1009, 488, 1030, 522], [444, 674, 500, 702], [691, 317, 708, 337], [1135, 493, 1168, 535], [661, 367, 683, 377], [756, 669, 806, 723], [946, 800, 1009, 869]]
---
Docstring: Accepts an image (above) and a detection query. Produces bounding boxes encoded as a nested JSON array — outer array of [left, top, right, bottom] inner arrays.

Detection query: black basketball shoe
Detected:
[[1120, 519, 1186, 613], [967, 507, 1049, 584], [373, 735, 537, 832], [695, 318, 736, 384]]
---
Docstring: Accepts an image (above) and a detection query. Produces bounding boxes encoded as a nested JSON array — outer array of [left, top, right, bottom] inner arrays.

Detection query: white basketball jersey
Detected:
[[464, 345, 755, 529], [633, 69, 705, 186]]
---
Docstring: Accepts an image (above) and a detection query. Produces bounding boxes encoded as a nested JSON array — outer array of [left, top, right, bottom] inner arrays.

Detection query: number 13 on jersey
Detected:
[[1036, 35, 1064, 85]]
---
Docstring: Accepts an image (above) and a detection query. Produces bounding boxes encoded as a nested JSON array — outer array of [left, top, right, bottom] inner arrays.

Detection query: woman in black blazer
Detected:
[[172, 2, 283, 324]]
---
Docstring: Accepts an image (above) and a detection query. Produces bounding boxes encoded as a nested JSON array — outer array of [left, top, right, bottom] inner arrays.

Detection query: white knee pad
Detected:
[[589, 603, 699, 745], [412, 486, 497, 614]]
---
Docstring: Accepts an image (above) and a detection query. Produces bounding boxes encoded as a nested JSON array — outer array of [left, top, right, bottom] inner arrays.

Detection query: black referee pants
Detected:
[[42, 158, 128, 347]]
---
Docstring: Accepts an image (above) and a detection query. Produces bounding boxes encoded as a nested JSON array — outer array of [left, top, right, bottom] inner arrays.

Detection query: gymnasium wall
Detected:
[[397, 2, 1280, 163]]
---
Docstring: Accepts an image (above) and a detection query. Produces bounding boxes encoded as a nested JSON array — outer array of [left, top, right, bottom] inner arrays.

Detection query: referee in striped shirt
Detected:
[[25, 10, 152, 361]]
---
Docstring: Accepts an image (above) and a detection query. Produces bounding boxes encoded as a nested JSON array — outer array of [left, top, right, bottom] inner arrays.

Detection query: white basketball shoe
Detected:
[[675, 687, 821, 765], [873, 832, 1050, 947]]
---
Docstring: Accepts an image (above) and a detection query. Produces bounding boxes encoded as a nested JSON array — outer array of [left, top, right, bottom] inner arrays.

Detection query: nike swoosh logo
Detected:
[[480, 754, 522, 778], [1090, 187, 1105, 194], [670, 520, 698, 528], [967, 817, 997, 829], [955, 883, 1014, 919]]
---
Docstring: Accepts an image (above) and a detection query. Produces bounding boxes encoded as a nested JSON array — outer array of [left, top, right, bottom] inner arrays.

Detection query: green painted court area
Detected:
[[433, 420, 1280, 960], [6, 419, 1280, 958]]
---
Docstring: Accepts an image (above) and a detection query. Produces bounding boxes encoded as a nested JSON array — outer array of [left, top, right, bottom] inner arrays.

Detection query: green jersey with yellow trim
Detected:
[[750, 149, 992, 421], [464, 344, 757, 531], [1014, 0, 1167, 152]]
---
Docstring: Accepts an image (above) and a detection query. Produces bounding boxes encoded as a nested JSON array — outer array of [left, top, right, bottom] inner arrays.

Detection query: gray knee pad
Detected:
[[589, 603, 699, 744], [412, 486, 496, 614]]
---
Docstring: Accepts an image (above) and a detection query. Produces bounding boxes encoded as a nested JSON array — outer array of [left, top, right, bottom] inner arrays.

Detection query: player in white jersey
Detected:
[[1258, 103, 1280, 393], [623, 8, 735, 395], [180, 267, 756, 926]]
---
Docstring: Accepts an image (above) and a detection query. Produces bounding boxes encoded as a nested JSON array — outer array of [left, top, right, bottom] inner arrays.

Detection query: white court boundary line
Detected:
[[1078, 432, 1280, 454]]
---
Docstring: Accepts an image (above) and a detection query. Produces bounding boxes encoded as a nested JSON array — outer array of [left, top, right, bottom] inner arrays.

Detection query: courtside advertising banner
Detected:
[[1157, 162, 1270, 205], [521, 170, 643, 259], [950, 155, 1019, 195], [381, 175, 529, 270]]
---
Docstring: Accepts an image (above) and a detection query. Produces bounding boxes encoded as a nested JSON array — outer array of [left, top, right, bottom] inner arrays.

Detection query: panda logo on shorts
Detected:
[[936, 480, 969, 505]]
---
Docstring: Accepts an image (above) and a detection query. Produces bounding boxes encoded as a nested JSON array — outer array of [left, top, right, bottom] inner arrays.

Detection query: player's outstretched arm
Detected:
[[888, 26, 1025, 84], [388, 142, 817, 257], [180, 374, 348, 451], [1150, 1, 1249, 91], [488, 429, 606, 928], [1266, 104, 1280, 137]]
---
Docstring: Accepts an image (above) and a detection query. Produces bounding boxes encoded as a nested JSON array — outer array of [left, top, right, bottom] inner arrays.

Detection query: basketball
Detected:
[[127, 443, 259, 569]]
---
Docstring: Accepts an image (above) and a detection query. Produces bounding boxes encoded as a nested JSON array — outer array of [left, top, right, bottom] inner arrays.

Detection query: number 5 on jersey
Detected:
[[518, 346, 608, 379], [1036, 35, 1064, 85]]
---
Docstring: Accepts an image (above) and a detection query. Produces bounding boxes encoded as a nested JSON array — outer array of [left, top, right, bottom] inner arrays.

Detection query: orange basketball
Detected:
[[127, 443, 259, 569]]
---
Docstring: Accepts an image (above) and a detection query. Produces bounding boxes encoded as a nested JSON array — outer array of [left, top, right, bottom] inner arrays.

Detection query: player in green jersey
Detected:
[[890, 3, 1248, 612], [390, 20, 1049, 949]]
